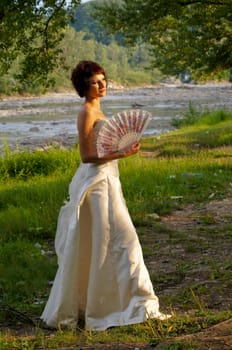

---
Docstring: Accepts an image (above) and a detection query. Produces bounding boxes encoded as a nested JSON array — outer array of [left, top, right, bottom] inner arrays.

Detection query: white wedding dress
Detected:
[[41, 123, 169, 331]]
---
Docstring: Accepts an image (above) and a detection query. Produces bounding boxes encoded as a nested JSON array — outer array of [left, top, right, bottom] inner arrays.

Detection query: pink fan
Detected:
[[96, 109, 151, 158]]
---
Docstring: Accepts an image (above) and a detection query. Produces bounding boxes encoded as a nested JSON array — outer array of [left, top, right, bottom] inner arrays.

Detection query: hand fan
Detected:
[[96, 109, 151, 157]]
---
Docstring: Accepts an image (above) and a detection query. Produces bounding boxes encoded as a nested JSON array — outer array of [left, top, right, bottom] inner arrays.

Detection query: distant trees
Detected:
[[52, 27, 159, 91], [93, 0, 232, 79], [72, 2, 122, 45], [0, 0, 80, 86], [0, 24, 158, 94]]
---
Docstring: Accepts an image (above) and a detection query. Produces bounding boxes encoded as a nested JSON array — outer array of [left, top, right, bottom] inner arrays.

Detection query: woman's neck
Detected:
[[85, 97, 101, 110], [84, 99, 101, 112]]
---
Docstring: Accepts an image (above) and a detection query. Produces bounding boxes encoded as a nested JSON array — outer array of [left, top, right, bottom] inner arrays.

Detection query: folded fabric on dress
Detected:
[[41, 161, 169, 331]]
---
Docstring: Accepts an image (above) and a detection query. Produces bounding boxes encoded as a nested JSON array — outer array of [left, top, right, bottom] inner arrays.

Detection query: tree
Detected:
[[92, 0, 232, 78], [0, 0, 80, 86], [72, 2, 123, 45]]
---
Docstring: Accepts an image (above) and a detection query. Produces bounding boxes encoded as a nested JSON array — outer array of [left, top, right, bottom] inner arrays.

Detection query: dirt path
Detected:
[[175, 318, 232, 350], [153, 195, 232, 350]]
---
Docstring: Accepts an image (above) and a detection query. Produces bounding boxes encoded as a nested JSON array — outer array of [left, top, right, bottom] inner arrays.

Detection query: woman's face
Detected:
[[86, 73, 107, 98]]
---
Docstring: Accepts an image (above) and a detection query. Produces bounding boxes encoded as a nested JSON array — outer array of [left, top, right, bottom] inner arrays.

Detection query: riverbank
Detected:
[[0, 83, 232, 153]]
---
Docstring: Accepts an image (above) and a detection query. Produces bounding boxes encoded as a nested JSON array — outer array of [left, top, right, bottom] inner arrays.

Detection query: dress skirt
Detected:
[[41, 160, 163, 331]]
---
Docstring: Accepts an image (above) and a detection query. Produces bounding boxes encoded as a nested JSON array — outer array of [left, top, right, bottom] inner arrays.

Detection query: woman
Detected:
[[41, 61, 170, 331]]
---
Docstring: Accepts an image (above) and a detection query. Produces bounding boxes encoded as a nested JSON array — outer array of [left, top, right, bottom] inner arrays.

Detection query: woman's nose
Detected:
[[98, 81, 104, 88]]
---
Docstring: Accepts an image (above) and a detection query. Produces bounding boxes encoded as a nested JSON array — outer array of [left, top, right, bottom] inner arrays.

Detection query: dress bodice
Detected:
[[92, 119, 108, 157], [92, 119, 107, 142]]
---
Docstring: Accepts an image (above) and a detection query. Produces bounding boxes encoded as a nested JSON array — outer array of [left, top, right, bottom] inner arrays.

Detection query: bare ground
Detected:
[[156, 196, 232, 350]]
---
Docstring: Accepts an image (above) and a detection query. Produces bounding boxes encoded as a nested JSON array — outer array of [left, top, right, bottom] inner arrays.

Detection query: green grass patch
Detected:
[[0, 240, 56, 309], [120, 151, 231, 221], [172, 104, 232, 128]]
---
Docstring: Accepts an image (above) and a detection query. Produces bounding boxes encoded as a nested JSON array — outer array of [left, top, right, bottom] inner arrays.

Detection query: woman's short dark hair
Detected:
[[71, 61, 107, 98]]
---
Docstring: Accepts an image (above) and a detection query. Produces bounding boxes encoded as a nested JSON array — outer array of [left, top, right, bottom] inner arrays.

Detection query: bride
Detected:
[[41, 60, 171, 331]]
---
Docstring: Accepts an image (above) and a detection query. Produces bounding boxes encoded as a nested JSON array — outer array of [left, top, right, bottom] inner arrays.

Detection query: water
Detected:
[[0, 84, 231, 151]]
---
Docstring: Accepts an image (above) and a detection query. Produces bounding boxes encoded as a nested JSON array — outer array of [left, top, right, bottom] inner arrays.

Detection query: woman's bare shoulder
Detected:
[[78, 106, 99, 133]]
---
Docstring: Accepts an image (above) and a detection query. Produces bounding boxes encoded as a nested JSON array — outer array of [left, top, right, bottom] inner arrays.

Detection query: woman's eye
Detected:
[[90, 78, 105, 86]]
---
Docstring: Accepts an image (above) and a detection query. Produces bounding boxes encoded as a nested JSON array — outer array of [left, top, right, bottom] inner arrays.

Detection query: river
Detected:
[[0, 83, 231, 152]]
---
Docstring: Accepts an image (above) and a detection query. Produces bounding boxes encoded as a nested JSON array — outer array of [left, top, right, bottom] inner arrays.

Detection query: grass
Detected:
[[0, 108, 232, 349]]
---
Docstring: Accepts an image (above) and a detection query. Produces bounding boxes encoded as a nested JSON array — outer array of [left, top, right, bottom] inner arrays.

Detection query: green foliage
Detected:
[[72, 2, 123, 45], [0, 26, 156, 94], [2, 0, 232, 94], [0, 240, 56, 306], [0, 147, 80, 180], [0, 178, 71, 240], [171, 103, 203, 128], [192, 110, 232, 126], [0, 0, 80, 87], [93, 0, 232, 78], [120, 151, 232, 221], [49, 27, 158, 89], [0, 148, 80, 240], [170, 108, 232, 148], [172, 105, 232, 128], [0, 0, 159, 94]]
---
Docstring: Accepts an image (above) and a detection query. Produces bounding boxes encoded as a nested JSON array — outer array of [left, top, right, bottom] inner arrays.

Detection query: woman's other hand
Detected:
[[120, 141, 140, 158]]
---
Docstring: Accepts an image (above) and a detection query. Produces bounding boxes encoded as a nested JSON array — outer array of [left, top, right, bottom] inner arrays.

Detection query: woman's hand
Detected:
[[120, 141, 140, 158]]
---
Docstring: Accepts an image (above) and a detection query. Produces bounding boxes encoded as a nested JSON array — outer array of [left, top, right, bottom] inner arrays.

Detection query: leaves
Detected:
[[0, 0, 80, 86], [93, 0, 232, 78]]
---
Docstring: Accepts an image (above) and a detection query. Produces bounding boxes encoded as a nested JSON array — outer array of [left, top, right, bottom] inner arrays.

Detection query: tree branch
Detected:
[[43, 0, 66, 51]]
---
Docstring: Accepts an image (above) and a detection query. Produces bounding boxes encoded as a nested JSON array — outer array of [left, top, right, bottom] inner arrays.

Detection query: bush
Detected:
[[0, 147, 80, 180], [172, 104, 232, 128]]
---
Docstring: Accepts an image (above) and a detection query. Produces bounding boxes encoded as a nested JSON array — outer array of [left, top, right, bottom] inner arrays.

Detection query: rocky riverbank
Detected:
[[0, 83, 232, 152]]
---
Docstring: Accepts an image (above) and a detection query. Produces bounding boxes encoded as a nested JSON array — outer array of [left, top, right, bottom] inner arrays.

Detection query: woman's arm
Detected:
[[77, 108, 97, 163]]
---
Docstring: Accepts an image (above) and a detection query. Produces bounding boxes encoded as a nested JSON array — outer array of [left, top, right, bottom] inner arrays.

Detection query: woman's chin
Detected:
[[99, 90, 106, 96]]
